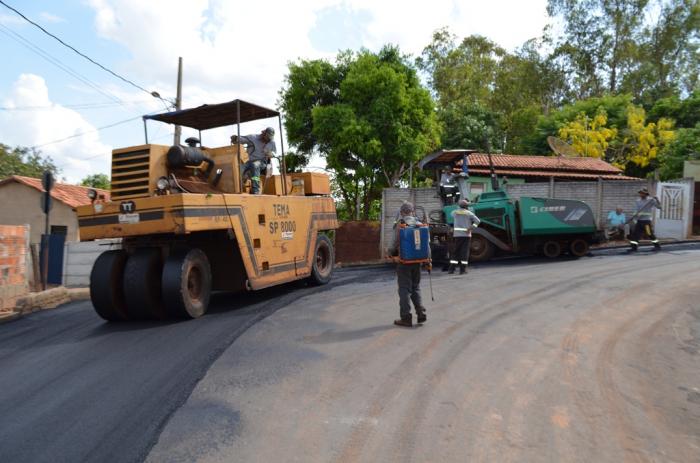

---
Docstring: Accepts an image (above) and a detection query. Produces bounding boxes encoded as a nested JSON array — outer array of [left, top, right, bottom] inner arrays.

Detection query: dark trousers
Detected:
[[397, 263, 424, 319], [630, 220, 659, 247], [450, 237, 471, 265]]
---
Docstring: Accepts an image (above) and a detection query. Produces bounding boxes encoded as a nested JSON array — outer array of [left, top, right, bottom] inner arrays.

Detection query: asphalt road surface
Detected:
[[1, 244, 699, 463]]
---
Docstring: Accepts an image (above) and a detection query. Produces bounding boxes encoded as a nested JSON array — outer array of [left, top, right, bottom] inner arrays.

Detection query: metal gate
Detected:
[[655, 180, 694, 239]]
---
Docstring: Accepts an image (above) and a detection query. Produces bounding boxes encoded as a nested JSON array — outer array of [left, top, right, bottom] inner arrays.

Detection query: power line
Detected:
[[0, 0, 170, 105], [0, 100, 154, 111], [0, 24, 124, 104], [31, 115, 144, 150]]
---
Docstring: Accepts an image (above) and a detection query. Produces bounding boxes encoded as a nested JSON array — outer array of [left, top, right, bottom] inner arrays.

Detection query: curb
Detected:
[[4, 287, 91, 324], [0, 312, 21, 325], [592, 238, 700, 251]]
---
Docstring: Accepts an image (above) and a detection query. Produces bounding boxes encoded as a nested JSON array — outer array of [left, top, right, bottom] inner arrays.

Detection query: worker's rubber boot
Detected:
[[416, 310, 427, 324], [459, 264, 467, 275], [447, 264, 456, 274], [394, 317, 413, 328], [627, 244, 638, 253], [653, 242, 661, 251]]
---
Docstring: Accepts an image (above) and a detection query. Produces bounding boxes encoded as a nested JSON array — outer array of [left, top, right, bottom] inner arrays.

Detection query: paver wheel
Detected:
[[161, 248, 211, 319], [308, 234, 334, 285], [123, 248, 167, 320], [470, 234, 494, 262], [569, 239, 590, 258], [543, 240, 562, 258], [90, 250, 129, 321]]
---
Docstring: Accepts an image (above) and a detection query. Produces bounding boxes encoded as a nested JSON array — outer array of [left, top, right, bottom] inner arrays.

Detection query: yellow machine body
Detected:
[[79, 139, 338, 320]]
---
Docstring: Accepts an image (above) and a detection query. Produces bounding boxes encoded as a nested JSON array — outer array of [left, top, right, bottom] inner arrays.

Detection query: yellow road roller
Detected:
[[76, 100, 338, 321]]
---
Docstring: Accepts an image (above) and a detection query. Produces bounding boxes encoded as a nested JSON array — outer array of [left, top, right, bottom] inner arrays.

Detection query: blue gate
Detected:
[[40, 234, 66, 285]]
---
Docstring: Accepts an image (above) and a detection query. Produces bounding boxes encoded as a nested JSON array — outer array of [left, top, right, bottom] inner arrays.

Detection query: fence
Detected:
[[0, 225, 30, 312], [380, 179, 657, 255], [62, 239, 121, 287]]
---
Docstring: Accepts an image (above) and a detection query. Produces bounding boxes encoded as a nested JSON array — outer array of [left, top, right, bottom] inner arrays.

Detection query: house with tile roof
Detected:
[[0, 175, 109, 244], [420, 150, 638, 197]]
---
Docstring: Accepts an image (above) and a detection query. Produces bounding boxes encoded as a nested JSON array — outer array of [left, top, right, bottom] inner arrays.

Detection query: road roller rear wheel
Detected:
[[123, 248, 167, 320], [162, 248, 211, 319], [542, 241, 562, 258], [309, 234, 334, 285], [90, 250, 129, 321], [569, 239, 590, 258]]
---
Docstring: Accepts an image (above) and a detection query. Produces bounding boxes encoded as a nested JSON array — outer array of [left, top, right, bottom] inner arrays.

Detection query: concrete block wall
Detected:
[[0, 225, 30, 312], [62, 239, 121, 287], [503, 183, 550, 199], [380, 187, 442, 255]]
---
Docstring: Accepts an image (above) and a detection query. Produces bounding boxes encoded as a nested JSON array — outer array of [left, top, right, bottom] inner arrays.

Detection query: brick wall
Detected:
[[0, 225, 30, 312], [335, 222, 381, 264]]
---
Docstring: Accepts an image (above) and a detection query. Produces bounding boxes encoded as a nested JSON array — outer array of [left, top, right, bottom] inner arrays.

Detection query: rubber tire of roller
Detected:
[[469, 234, 495, 262], [90, 250, 129, 321], [569, 239, 589, 258], [123, 248, 167, 320], [542, 241, 561, 258], [308, 234, 334, 285], [161, 248, 211, 319]]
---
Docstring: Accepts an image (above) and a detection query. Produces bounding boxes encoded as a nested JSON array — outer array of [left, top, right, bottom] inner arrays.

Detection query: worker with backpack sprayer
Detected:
[[390, 202, 431, 328]]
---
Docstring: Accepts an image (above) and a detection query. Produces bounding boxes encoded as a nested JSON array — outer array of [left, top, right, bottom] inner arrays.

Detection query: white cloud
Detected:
[[0, 74, 113, 183], [39, 12, 65, 23]]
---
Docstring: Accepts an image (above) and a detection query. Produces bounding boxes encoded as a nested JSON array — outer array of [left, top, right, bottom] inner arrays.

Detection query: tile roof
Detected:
[[466, 168, 639, 181], [0, 175, 110, 208], [466, 153, 624, 174]]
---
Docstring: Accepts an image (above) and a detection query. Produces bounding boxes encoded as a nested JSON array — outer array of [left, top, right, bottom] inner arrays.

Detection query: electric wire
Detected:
[[0, 0, 171, 106], [30, 115, 144, 150], [0, 24, 123, 104], [0, 100, 154, 111]]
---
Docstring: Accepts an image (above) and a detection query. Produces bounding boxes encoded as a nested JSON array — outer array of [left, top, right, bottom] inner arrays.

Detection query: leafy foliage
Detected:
[[80, 173, 111, 190], [558, 109, 618, 158], [657, 124, 700, 179], [280, 46, 440, 219], [0, 144, 60, 180]]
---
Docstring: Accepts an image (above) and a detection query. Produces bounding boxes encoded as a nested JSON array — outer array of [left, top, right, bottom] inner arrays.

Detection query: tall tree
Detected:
[[0, 144, 60, 180], [623, 0, 700, 106], [280, 46, 440, 220], [547, 0, 648, 97]]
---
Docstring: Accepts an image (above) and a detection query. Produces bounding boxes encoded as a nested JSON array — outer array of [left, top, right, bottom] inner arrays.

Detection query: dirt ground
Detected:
[[148, 246, 700, 463]]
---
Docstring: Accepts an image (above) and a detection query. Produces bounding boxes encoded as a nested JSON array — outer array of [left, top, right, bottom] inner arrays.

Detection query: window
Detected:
[[469, 183, 485, 195]]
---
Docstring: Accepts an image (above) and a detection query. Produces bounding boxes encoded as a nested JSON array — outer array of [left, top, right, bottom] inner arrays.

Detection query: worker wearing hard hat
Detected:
[[231, 127, 277, 194], [389, 202, 429, 327], [449, 199, 480, 274]]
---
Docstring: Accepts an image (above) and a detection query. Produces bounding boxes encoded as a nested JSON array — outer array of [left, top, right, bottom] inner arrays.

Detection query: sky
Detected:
[[0, 0, 550, 183]]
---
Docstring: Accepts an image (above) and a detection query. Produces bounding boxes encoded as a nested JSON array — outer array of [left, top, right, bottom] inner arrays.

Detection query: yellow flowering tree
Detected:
[[558, 109, 617, 158], [621, 106, 675, 168]]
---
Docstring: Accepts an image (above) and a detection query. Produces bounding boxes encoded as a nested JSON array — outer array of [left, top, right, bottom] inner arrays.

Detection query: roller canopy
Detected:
[[418, 149, 478, 170], [144, 99, 280, 130]]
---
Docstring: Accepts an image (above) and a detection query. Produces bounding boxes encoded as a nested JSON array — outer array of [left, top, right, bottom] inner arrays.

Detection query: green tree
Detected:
[[547, 0, 649, 96], [80, 173, 111, 190], [648, 90, 700, 128], [0, 144, 60, 179], [657, 124, 700, 179], [622, 0, 700, 106], [280, 46, 440, 220]]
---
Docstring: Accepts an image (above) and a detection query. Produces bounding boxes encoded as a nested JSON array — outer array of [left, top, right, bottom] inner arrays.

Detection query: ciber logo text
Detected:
[[530, 206, 566, 213]]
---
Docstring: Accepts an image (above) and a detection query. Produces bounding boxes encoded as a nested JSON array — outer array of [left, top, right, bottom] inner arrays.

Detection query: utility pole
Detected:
[[173, 56, 183, 145]]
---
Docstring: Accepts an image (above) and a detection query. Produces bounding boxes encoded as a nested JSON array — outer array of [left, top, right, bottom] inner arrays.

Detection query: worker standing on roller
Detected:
[[390, 202, 429, 327], [449, 199, 480, 274], [629, 187, 662, 252], [231, 127, 276, 194]]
